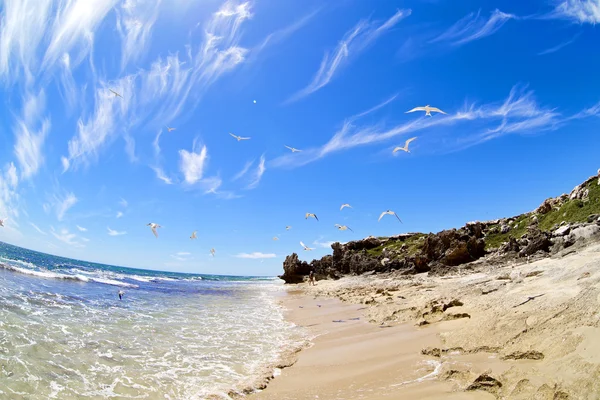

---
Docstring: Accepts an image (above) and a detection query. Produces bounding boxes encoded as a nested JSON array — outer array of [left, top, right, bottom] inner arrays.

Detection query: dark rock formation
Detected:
[[279, 171, 600, 283]]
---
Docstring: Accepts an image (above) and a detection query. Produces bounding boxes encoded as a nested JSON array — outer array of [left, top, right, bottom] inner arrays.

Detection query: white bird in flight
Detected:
[[253, 100, 257, 104], [167, 127, 176, 132], [190, 231, 197, 240], [305, 213, 319, 221], [286, 226, 292, 230], [378, 210, 402, 223], [109, 89, 123, 98], [340, 203, 352, 211], [393, 137, 418, 153], [147, 222, 161, 238], [300, 241, 313, 251], [0, 217, 6, 227], [229, 133, 250, 141], [335, 224, 353, 232], [406, 105, 446, 117], [284, 145, 302, 153], [210, 248, 216, 257]]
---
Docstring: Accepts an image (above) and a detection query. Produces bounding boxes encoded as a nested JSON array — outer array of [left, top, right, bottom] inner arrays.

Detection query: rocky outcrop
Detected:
[[279, 171, 600, 283]]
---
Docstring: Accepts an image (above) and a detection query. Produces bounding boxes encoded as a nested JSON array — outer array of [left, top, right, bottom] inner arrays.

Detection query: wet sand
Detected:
[[252, 292, 493, 400]]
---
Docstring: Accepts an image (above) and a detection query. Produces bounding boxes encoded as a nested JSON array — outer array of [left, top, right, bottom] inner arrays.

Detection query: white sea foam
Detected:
[[0, 264, 138, 288]]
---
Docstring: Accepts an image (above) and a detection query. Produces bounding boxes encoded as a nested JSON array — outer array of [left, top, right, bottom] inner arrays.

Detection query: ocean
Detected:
[[0, 241, 306, 399]]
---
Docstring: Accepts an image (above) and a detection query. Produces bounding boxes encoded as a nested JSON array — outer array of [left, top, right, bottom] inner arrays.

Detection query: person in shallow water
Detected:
[[308, 271, 315, 286], [118, 290, 125, 300]]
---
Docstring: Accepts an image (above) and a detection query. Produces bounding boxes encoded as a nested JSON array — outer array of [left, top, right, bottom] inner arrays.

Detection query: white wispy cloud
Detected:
[[61, 1, 253, 172], [253, 8, 321, 56], [119, 198, 128, 207], [171, 251, 192, 261], [42, 0, 120, 71], [152, 166, 174, 185], [116, 0, 162, 70], [152, 129, 163, 158], [287, 8, 411, 103], [13, 90, 51, 179], [29, 222, 47, 235], [430, 9, 516, 46], [537, 33, 580, 55], [45, 191, 78, 221], [313, 238, 337, 249], [234, 252, 276, 259], [546, 0, 600, 24], [0, 0, 54, 83], [50, 227, 85, 248], [271, 85, 600, 169], [116, 211, 124, 219], [179, 139, 208, 185], [232, 159, 255, 181], [0, 163, 20, 230], [123, 134, 138, 163], [76, 225, 87, 232], [107, 226, 127, 236], [246, 155, 266, 189]]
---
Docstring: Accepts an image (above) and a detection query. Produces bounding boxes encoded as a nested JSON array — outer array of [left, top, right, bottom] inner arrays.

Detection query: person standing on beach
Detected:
[[118, 290, 125, 300], [309, 271, 315, 286]]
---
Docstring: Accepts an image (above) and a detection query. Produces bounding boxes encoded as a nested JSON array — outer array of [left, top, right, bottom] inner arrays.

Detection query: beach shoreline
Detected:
[[250, 242, 600, 399]]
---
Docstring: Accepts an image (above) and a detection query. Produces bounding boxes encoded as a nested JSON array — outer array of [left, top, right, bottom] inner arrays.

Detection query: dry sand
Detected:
[[251, 242, 600, 400]]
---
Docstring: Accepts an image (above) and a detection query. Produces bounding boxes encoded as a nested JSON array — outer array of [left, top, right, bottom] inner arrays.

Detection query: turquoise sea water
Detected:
[[0, 241, 303, 399]]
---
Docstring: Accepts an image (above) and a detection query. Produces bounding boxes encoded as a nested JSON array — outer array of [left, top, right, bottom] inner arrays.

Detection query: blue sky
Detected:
[[0, 0, 599, 276]]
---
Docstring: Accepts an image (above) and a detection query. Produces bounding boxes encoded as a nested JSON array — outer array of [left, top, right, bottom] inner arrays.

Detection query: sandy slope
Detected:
[[252, 242, 600, 399]]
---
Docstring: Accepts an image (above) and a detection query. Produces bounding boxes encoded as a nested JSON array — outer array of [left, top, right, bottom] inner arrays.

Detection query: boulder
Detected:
[[519, 229, 552, 257], [500, 224, 510, 234], [553, 225, 571, 236], [279, 253, 311, 283]]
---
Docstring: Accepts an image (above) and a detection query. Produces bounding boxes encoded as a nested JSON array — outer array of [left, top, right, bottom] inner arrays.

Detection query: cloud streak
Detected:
[[430, 9, 516, 46], [29, 222, 47, 235], [62, 1, 253, 172], [50, 227, 85, 248], [546, 0, 600, 24], [270, 85, 600, 169], [179, 140, 209, 185], [107, 227, 127, 236], [45, 191, 78, 221], [537, 33, 581, 55], [234, 252, 276, 259], [287, 8, 411, 103], [246, 155, 266, 189], [13, 90, 51, 180]]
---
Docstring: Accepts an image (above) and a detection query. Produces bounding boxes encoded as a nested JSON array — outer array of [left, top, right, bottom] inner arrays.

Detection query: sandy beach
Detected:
[[252, 242, 600, 399]]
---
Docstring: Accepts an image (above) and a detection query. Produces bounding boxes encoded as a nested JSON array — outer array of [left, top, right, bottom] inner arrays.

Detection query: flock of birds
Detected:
[[0, 90, 447, 261]]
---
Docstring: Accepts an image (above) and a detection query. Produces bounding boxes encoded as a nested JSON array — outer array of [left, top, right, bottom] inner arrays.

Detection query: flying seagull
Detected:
[[378, 210, 402, 223], [406, 105, 446, 117], [340, 203, 352, 211], [305, 213, 319, 221], [167, 127, 176, 132], [273, 236, 279, 241], [190, 231, 197, 240], [229, 133, 250, 141], [393, 137, 418, 153], [284, 145, 302, 153], [286, 226, 292, 230], [253, 100, 257, 104], [210, 248, 216, 257], [147, 222, 161, 238], [300, 241, 313, 251], [335, 224, 354, 232], [0, 217, 6, 227], [109, 89, 123, 98]]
